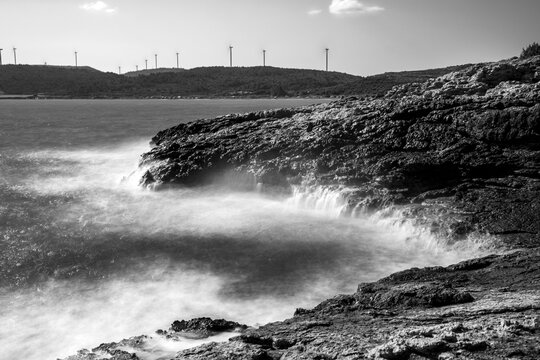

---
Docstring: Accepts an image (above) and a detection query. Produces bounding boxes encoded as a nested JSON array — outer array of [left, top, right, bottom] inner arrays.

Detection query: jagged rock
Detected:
[[163, 317, 247, 339], [355, 282, 474, 309], [138, 56, 540, 248], [367, 337, 449, 359], [166, 249, 540, 360], [62, 347, 141, 360]]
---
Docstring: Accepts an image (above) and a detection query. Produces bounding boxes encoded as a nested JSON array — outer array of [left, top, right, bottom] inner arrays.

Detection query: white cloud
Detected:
[[329, 0, 384, 15], [80, 1, 117, 13], [308, 9, 323, 16]]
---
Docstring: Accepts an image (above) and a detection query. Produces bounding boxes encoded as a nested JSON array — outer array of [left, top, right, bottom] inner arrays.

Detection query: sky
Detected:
[[0, 0, 539, 75]]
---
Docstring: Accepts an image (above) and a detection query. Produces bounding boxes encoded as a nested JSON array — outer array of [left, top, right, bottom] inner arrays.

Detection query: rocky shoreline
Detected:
[[63, 56, 540, 359], [64, 250, 540, 360]]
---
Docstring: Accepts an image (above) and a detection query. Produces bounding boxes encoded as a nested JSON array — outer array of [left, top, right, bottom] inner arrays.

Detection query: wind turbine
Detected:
[[154, 54, 158, 69], [74, 51, 78, 67], [13, 47, 17, 65], [118, 66, 121, 75], [229, 45, 233, 67], [263, 49, 266, 67], [176, 52, 179, 69], [145, 59, 148, 70], [0, 49, 3, 66], [325, 48, 329, 72]]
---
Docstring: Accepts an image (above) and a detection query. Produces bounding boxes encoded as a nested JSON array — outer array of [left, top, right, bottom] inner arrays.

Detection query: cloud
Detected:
[[308, 9, 323, 16], [329, 0, 384, 15], [80, 1, 117, 13]]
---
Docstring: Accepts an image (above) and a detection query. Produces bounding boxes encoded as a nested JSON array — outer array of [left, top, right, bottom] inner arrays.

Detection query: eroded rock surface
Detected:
[[140, 56, 540, 248], [62, 250, 540, 360], [61, 318, 248, 360], [172, 249, 540, 360], [158, 317, 248, 339]]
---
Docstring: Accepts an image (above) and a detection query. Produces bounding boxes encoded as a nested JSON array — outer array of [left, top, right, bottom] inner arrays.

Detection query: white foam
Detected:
[[286, 185, 496, 260], [2, 143, 497, 360], [20, 140, 151, 193], [116, 332, 236, 360], [285, 185, 351, 217], [0, 265, 342, 360]]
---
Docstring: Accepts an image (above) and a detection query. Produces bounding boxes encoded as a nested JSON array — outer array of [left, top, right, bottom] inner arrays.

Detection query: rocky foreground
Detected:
[[64, 251, 540, 360], [64, 56, 540, 359]]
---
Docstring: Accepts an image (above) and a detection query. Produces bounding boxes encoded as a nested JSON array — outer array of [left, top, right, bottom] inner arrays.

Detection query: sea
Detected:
[[0, 99, 489, 360]]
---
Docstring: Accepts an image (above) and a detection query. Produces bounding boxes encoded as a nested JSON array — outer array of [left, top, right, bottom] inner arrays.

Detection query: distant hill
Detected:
[[124, 68, 187, 77], [0, 64, 469, 98], [0, 65, 123, 97], [123, 66, 359, 97]]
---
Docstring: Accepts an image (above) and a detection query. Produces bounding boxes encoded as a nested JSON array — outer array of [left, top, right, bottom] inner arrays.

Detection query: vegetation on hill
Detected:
[[127, 66, 357, 97], [0, 65, 124, 97], [521, 42, 540, 59], [0, 64, 467, 98]]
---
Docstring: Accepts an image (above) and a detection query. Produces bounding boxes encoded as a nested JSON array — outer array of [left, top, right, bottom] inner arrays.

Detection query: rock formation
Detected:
[[63, 250, 540, 360], [64, 56, 540, 359], [140, 55, 540, 248]]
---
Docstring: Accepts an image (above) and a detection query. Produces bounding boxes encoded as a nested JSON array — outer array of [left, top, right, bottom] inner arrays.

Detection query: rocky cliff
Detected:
[[64, 56, 540, 359], [140, 55, 540, 248]]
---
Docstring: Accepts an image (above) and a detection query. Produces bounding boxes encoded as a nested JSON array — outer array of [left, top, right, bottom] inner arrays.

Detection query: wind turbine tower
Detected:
[[0, 49, 3, 66], [263, 49, 266, 67], [13, 47, 17, 65], [136, 65, 139, 71], [325, 48, 329, 72], [229, 45, 233, 67], [74, 51, 78, 67], [118, 66, 121, 75], [154, 54, 158, 69], [145, 59, 148, 70], [176, 52, 179, 69]]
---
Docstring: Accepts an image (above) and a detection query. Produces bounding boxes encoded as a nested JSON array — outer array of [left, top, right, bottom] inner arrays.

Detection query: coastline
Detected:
[[65, 55, 540, 359]]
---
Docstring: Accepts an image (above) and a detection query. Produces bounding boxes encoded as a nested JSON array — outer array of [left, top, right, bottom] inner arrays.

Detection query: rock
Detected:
[[458, 340, 489, 352], [272, 337, 296, 349], [138, 55, 540, 249], [367, 337, 448, 359], [529, 315, 540, 330], [61, 239, 540, 360], [167, 317, 247, 338], [354, 282, 474, 309], [437, 353, 455, 360], [438, 332, 457, 343], [367, 339, 409, 359], [238, 333, 274, 347]]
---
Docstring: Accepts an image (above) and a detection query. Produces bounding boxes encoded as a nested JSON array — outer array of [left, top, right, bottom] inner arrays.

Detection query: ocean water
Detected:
[[0, 99, 489, 360]]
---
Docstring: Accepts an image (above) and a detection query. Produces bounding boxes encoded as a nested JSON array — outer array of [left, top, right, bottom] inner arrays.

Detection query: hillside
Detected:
[[126, 66, 358, 97], [0, 64, 469, 98], [0, 65, 123, 97]]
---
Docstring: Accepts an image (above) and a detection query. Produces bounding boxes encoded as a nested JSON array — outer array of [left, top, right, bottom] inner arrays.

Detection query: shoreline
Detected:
[[59, 55, 540, 358], [62, 249, 539, 360]]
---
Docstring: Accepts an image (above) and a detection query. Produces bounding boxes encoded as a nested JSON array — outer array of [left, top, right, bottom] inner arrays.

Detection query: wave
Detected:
[[0, 141, 498, 360], [286, 185, 498, 257]]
